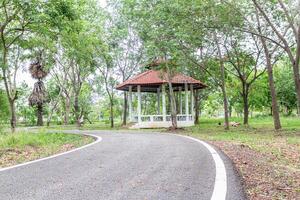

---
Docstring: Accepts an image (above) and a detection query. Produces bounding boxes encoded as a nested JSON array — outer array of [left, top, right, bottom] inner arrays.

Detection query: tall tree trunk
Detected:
[[267, 67, 282, 129], [122, 92, 127, 126], [287, 26, 300, 117], [215, 34, 230, 130], [109, 96, 114, 128], [74, 94, 81, 127], [2, 65, 17, 132], [9, 100, 16, 132], [261, 39, 281, 129], [255, 9, 282, 129], [290, 58, 300, 117], [64, 96, 70, 125], [166, 67, 177, 130], [221, 84, 230, 130], [243, 92, 249, 125], [194, 90, 200, 125], [37, 104, 43, 126]]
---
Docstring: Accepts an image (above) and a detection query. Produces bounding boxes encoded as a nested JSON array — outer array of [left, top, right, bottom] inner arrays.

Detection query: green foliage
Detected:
[[16, 83, 36, 126], [275, 61, 297, 115], [0, 90, 9, 125]]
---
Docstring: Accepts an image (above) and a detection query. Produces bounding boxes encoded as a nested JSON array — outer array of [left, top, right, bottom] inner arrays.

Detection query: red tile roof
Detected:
[[116, 70, 207, 91]]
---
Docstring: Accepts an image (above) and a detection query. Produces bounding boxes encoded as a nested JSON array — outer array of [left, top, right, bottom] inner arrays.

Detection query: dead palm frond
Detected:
[[29, 61, 48, 80]]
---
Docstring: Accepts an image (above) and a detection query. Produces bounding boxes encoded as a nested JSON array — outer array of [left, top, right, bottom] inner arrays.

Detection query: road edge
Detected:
[[174, 134, 227, 200]]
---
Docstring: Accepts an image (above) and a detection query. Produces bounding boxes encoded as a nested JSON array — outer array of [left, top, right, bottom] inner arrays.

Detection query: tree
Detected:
[[97, 53, 118, 128], [28, 56, 49, 126], [258, 31, 282, 129], [248, 0, 300, 116], [51, 49, 73, 125], [107, 1, 144, 126], [57, 0, 103, 127], [0, 1, 36, 132], [224, 35, 266, 125]]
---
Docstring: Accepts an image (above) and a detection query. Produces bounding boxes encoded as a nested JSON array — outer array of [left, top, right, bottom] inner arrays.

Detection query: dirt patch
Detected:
[[210, 141, 300, 200], [0, 144, 76, 168]]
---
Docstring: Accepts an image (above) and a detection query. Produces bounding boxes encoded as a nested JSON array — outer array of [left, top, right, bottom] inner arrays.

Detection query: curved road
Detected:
[[0, 131, 245, 200]]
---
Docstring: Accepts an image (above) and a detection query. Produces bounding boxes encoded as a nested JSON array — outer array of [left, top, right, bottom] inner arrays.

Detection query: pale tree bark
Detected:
[[164, 63, 177, 130], [167, 81, 177, 129], [122, 92, 127, 126], [262, 41, 282, 129], [52, 57, 73, 125], [67, 60, 84, 128], [255, 9, 282, 130], [99, 62, 116, 129], [64, 94, 71, 125], [215, 34, 230, 130]]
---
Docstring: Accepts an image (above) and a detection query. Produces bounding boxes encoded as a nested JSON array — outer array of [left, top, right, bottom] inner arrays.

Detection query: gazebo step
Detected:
[[129, 121, 194, 129]]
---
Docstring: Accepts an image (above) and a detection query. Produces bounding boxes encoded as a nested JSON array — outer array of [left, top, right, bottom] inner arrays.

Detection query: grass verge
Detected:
[[181, 117, 300, 199], [0, 131, 94, 168]]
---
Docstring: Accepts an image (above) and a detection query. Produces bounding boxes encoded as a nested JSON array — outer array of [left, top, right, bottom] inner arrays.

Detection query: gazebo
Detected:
[[116, 69, 207, 128]]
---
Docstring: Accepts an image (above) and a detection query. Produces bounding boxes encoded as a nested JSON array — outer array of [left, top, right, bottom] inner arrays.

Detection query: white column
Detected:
[[190, 84, 194, 121], [179, 87, 182, 114], [128, 86, 133, 122], [137, 85, 142, 124], [162, 84, 166, 121], [185, 82, 189, 121], [157, 87, 160, 114]]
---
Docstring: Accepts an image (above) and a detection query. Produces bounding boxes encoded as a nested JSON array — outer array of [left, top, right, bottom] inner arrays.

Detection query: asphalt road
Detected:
[[0, 131, 246, 200]]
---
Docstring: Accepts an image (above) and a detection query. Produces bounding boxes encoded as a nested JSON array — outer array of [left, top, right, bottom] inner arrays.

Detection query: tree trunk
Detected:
[[2, 64, 17, 132], [243, 92, 249, 125], [9, 100, 16, 132], [194, 90, 200, 125], [122, 92, 127, 126], [64, 96, 70, 125], [290, 59, 300, 117], [167, 73, 177, 130], [215, 34, 230, 130], [221, 84, 230, 130], [37, 104, 43, 126], [74, 94, 81, 127], [109, 97, 114, 128], [264, 51, 282, 130], [255, 10, 281, 129]]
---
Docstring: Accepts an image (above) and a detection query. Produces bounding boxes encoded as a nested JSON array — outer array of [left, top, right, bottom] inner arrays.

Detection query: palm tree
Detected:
[[28, 60, 48, 126]]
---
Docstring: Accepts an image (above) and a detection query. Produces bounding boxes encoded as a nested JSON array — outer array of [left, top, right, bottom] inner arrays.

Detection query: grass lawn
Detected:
[[0, 130, 94, 168], [182, 117, 300, 200]]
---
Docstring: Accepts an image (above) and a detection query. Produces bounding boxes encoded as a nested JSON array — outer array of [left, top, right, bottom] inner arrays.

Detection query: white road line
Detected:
[[175, 134, 227, 200], [0, 133, 102, 172]]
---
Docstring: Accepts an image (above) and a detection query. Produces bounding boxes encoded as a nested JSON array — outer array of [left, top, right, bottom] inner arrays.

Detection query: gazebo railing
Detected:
[[133, 114, 193, 123]]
